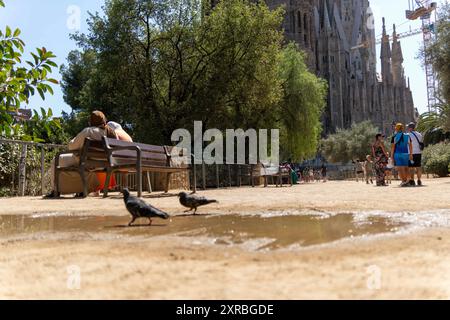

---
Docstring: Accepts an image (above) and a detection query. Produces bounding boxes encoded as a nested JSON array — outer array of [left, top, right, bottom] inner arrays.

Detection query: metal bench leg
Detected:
[[103, 170, 112, 198], [137, 172, 142, 198], [192, 164, 197, 194], [165, 173, 172, 193], [79, 168, 88, 198], [147, 172, 152, 194]]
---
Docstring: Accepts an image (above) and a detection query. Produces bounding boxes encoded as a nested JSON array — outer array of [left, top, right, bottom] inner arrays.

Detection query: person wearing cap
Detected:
[[407, 122, 424, 186], [45, 111, 118, 198], [391, 123, 414, 187]]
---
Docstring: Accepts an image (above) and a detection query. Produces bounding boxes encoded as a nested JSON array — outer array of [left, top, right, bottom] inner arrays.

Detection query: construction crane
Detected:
[[407, 0, 439, 113], [352, 0, 439, 113], [351, 26, 423, 50]]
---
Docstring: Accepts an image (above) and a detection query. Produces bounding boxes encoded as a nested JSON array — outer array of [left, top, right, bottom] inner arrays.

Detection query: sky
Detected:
[[0, 0, 443, 116]]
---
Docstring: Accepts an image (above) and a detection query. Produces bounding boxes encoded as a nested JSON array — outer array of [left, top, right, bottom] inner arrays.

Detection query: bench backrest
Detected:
[[80, 137, 188, 169], [104, 138, 170, 168], [260, 161, 280, 176]]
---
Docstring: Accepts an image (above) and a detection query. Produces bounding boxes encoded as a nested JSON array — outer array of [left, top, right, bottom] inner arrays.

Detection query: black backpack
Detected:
[[411, 132, 425, 151]]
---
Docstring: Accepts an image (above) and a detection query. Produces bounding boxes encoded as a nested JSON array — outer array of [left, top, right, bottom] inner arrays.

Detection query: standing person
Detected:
[[407, 122, 424, 186], [355, 160, 364, 182], [363, 155, 374, 185], [372, 134, 389, 187], [391, 123, 413, 187], [321, 164, 328, 183], [385, 152, 394, 185]]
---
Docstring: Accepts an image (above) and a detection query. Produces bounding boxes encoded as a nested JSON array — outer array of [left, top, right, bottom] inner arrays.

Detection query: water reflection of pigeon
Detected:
[[122, 188, 170, 226], [178, 192, 218, 215]]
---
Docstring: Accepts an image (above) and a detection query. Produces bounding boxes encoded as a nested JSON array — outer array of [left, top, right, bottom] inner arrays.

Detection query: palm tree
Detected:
[[417, 103, 450, 136]]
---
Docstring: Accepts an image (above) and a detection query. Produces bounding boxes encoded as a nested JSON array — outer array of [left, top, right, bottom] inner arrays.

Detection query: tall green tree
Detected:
[[0, 0, 59, 140], [426, 3, 450, 104], [278, 43, 327, 161], [417, 3, 450, 141]]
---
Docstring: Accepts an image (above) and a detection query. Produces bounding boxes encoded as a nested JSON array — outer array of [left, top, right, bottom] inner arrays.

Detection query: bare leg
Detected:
[[417, 168, 422, 181], [148, 218, 152, 226], [193, 207, 198, 215]]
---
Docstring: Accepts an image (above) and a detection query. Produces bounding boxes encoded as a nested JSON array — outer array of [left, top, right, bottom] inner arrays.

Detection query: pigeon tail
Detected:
[[143, 207, 170, 220]]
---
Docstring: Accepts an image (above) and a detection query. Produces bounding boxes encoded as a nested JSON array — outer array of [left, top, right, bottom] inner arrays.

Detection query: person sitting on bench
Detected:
[[45, 111, 117, 198], [94, 121, 134, 196]]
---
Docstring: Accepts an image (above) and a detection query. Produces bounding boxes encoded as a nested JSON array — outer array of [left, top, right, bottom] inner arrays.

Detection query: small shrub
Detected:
[[422, 142, 450, 177]]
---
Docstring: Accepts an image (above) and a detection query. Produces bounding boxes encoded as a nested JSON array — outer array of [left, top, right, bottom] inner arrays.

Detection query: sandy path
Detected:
[[0, 178, 450, 299]]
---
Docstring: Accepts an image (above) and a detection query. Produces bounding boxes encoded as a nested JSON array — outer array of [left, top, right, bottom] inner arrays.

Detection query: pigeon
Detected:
[[178, 192, 218, 215], [122, 188, 170, 226]]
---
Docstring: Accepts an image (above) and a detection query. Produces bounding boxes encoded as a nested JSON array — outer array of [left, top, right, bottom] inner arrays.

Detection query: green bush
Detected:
[[0, 140, 60, 197], [321, 121, 379, 163], [422, 142, 450, 177]]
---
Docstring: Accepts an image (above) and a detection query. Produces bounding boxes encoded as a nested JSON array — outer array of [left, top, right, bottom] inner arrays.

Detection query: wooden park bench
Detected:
[[54, 136, 193, 198], [260, 162, 293, 187], [239, 162, 293, 187]]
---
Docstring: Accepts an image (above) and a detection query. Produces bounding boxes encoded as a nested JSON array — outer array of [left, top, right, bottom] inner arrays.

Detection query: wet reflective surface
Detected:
[[0, 212, 409, 250]]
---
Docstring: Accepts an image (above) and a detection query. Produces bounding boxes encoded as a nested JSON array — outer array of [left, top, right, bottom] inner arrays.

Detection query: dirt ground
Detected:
[[1, 178, 450, 300]]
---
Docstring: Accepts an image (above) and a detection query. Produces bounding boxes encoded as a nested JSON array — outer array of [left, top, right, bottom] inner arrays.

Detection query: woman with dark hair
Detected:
[[372, 133, 389, 186], [391, 123, 413, 187]]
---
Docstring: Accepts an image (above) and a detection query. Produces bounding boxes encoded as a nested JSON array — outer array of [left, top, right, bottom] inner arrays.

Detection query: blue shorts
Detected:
[[394, 153, 409, 167]]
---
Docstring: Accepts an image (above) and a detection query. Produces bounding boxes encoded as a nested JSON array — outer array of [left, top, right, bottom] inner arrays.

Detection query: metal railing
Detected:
[[0, 139, 66, 196]]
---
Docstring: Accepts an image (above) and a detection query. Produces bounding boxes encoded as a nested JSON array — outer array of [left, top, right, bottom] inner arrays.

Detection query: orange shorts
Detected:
[[96, 172, 117, 191]]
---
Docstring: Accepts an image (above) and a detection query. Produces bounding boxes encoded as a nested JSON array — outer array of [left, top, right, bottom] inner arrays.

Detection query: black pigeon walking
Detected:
[[178, 192, 218, 215], [122, 188, 170, 226]]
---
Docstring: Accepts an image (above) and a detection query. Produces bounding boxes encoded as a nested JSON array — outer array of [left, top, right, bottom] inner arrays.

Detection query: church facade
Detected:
[[214, 0, 417, 134], [268, 0, 416, 134]]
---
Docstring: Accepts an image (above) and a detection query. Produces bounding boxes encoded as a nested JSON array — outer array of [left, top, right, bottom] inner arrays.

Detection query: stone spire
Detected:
[[323, 0, 332, 34], [380, 18, 392, 84], [391, 24, 405, 87]]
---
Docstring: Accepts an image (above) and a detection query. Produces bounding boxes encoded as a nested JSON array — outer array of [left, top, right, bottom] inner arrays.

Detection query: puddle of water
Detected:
[[0, 213, 408, 250]]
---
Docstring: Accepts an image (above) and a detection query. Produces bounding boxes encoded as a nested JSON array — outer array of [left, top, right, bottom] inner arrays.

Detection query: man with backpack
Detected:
[[407, 122, 424, 186]]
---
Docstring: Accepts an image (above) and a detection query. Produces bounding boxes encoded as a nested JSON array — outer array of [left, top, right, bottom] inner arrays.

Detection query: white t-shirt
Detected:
[[408, 131, 423, 155]]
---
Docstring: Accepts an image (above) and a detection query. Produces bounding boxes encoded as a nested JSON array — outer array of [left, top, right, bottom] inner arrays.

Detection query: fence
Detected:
[[0, 139, 65, 196], [0, 138, 366, 197]]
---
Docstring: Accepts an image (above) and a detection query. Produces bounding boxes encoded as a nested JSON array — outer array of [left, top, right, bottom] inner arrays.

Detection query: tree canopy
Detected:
[[61, 0, 327, 162], [0, 0, 60, 141], [278, 43, 327, 161], [418, 3, 450, 141]]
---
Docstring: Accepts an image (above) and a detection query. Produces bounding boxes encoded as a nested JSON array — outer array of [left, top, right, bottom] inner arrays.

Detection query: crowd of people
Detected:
[[356, 122, 424, 188], [289, 122, 424, 188]]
